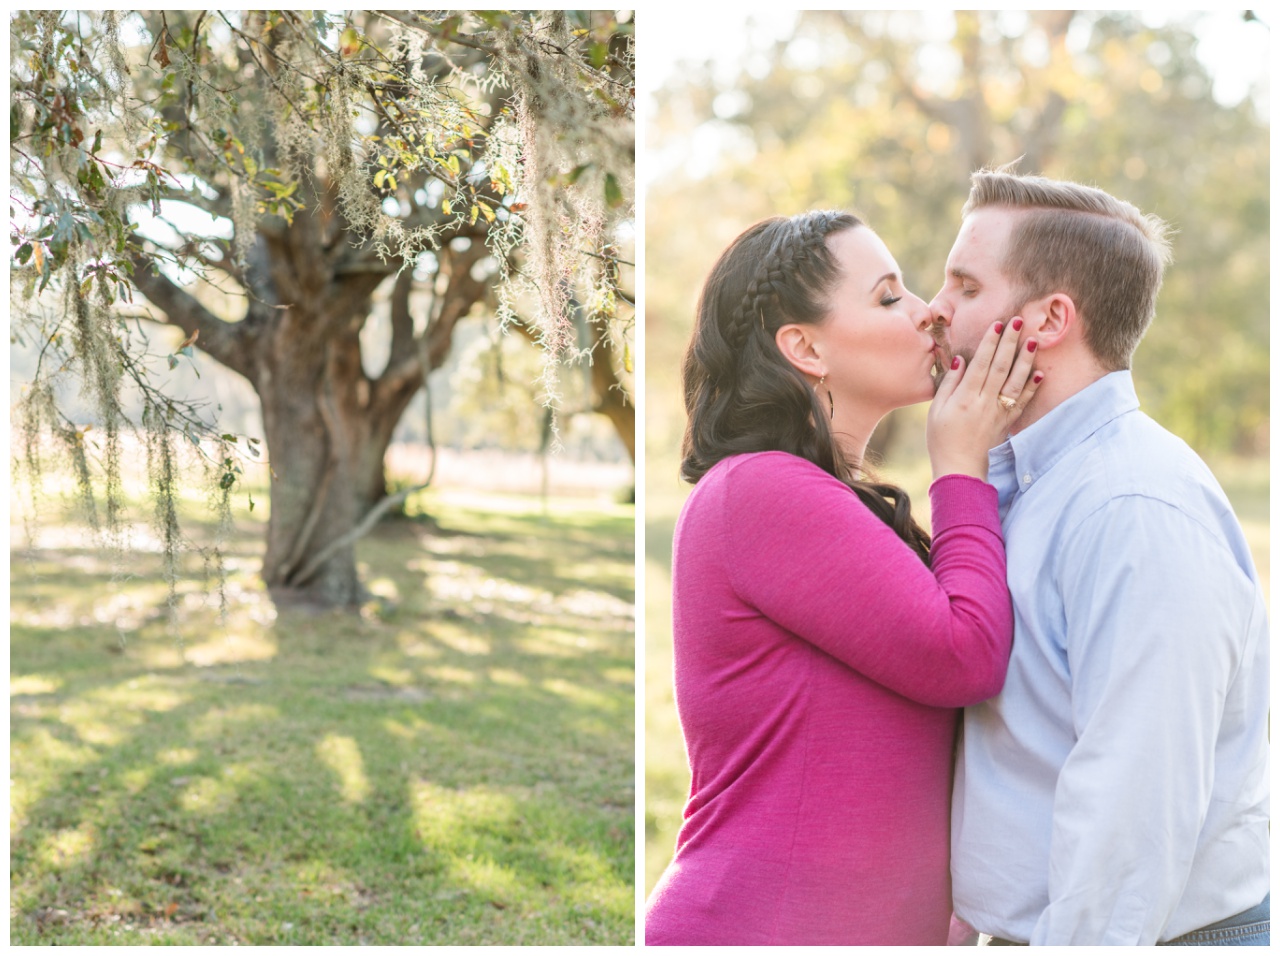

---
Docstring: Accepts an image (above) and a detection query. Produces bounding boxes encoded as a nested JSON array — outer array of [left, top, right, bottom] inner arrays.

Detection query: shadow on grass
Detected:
[[10, 494, 635, 945]]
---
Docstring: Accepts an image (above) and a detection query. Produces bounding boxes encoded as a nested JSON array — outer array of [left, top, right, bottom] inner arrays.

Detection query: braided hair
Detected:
[[681, 211, 932, 565]]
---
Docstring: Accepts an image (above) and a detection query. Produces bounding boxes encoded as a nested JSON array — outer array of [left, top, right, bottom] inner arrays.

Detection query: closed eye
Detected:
[[880, 295, 902, 306], [947, 268, 979, 298]]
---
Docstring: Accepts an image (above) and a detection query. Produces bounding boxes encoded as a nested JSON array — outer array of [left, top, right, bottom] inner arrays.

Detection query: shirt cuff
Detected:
[[928, 473, 1003, 539]]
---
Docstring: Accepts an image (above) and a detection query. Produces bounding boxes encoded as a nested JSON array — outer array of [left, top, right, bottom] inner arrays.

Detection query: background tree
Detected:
[[11, 10, 635, 608]]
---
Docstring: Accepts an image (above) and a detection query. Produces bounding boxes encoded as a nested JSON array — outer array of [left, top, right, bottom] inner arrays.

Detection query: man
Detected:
[[931, 169, 1269, 945]]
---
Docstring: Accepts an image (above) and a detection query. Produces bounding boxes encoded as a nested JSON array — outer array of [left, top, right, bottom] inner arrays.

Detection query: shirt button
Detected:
[[1023, 473, 1033, 484]]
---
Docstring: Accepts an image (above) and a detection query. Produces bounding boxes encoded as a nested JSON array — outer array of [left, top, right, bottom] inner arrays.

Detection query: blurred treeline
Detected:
[[646, 10, 1269, 467]]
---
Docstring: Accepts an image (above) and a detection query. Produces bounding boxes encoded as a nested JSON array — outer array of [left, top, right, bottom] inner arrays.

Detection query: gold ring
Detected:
[[998, 395, 1018, 411]]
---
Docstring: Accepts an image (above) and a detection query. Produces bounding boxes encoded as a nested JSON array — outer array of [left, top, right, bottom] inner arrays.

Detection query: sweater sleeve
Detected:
[[723, 453, 1012, 707]]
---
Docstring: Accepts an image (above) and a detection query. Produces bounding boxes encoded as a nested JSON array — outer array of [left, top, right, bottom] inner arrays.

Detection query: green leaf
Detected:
[[15, 242, 32, 264], [567, 163, 591, 184], [167, 354, 179, 370], [339, 27, 361, 57], [604, 172, 624, 208]]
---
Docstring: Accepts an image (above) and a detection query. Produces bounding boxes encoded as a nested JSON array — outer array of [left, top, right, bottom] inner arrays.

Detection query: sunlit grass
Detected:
[[12, 481, 634, 945]]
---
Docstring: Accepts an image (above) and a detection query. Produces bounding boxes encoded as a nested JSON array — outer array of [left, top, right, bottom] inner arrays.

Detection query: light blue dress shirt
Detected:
[[950, 371, 1269, 944]]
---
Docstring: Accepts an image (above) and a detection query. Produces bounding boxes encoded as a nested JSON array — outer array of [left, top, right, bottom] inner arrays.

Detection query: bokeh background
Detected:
[[643, 9, 1270, 895]]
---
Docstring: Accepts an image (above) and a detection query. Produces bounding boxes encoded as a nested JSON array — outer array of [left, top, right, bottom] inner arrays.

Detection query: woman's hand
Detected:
[[927, 319, 1043, 481]]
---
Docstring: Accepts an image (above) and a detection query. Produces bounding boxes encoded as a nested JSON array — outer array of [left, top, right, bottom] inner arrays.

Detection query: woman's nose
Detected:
[[909, 294, 934, 330], [927, 292, 951, 326]]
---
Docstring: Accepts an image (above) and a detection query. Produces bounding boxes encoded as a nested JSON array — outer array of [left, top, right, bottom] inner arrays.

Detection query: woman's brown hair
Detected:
[[681, 210, 932, 565]]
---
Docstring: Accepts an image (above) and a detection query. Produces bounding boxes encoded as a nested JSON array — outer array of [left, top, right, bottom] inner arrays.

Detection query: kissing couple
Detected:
[[645, 169, 1269, 946]]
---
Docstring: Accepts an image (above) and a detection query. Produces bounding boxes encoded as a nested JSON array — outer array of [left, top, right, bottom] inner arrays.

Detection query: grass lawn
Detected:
[[644, 451, 1268, 896], [11, 484, 635, 945]]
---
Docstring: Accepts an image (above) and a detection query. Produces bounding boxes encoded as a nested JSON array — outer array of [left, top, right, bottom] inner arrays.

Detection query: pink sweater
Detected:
[[645, 452, 1013, 945]]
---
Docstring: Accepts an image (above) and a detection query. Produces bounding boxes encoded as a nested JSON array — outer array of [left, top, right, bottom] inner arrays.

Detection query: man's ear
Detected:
[[1027, 293, 1076, 349], [775, 323, 825, 380]]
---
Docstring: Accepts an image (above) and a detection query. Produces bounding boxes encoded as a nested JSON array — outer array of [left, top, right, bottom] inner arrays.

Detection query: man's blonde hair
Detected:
[[964, 169, 1173, 370]]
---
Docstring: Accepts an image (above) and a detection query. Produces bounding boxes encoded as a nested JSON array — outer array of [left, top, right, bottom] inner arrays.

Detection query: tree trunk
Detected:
[[589, 323, 635, 461], [256, 324, 374, 607]]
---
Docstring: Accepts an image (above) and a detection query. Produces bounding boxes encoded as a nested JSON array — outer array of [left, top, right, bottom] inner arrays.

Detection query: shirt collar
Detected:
[[989, 370, 1140, 503]]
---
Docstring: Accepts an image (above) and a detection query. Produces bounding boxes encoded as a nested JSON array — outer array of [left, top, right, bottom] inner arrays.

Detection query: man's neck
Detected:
[[1010, 354, 1113, 436]]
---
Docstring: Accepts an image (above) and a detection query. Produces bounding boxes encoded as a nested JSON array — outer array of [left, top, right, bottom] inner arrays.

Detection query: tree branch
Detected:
[[129, 252, 258, 378], [372, 11, 503, 59], [426, 242, 489, 370], [378, 268, 421, 389]]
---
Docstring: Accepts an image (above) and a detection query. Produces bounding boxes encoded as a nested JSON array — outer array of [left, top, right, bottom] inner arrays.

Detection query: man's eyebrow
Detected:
[[868, 271, 898, 293], [948, 266, 978, 284]]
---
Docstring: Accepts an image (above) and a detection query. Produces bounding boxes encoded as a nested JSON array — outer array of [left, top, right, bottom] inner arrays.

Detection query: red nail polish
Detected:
[[951, 357, 961, 370], [1012, 318, 1023, 332], [994, 322, 1004, 334], [1033, 371, 1044, 384], [1027, 340, 1037, 352]]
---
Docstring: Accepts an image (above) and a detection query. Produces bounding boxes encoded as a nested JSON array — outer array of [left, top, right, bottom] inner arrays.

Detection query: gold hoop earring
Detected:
[[819, 375, 834, 420]]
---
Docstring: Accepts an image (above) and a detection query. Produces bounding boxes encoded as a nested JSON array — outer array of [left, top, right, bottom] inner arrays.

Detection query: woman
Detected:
[[644, 211, 1043, 945]]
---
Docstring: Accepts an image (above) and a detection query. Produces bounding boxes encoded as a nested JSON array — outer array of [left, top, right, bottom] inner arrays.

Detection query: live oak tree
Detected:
[[11, 10, 635, 608]]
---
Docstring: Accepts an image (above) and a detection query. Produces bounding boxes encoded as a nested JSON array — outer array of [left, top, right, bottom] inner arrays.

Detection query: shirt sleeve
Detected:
[[1029, 496, 1258, 944], [723, 453, 1013, 707]]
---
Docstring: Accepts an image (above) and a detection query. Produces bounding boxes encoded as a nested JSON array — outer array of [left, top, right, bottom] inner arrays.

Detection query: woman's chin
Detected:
[[915, 366, 942, 403], [889, 385, 936, 410]]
